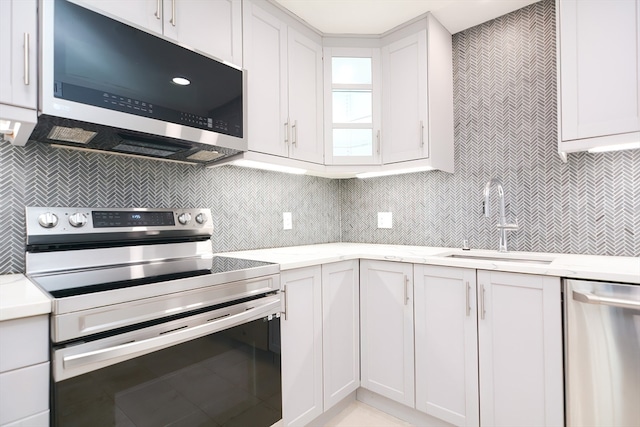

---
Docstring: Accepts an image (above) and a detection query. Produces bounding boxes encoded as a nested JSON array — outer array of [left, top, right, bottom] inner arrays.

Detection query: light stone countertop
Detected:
[[0, 274, 52, 321], [217, 243, 640, 285]]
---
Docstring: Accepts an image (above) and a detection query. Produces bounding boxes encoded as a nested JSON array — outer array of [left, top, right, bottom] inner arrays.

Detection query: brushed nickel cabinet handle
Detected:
[[155, 0, 161, 19], [420, 120, 424, 147], [292, 120, 297, 147], [284, 122, 289, 145], [376, 130, 381, 154], [404, 275, 409, 305], [466, 281, 471, 316], [24, 33, 29, 86], [283, 285, 289, 320], [170, 0, 176, 26], [480, 284, 486, 320]]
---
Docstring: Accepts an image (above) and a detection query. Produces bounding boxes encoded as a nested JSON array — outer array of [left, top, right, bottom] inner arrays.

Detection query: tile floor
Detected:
[[323, 401, 414, 427]]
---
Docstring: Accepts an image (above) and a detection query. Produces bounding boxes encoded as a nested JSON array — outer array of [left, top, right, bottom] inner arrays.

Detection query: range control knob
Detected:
[[69, 212, 88, 228], [38, 212, 58, 228], [195, 213, 207, 224], [177, 212, 192, 225]]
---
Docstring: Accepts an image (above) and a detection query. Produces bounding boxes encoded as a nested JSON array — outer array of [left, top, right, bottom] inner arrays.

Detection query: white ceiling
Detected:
[[272, 0, 541, 35]]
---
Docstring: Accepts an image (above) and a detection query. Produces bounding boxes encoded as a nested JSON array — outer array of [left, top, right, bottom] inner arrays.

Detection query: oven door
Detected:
[[52, 294, 282, 427]]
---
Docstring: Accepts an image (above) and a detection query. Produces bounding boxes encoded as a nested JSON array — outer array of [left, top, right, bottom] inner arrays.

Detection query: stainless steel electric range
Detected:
[[25, 207, 283, 427]]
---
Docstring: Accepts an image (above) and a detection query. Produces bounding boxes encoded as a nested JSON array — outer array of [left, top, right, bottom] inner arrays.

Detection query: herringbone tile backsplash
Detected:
[[0, 143, 341, 274], [341, 0, 640, 257], [1, 0, 638, 275]]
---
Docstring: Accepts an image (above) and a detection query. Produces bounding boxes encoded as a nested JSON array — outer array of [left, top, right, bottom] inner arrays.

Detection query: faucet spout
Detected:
[[483, 178, 518, 252]]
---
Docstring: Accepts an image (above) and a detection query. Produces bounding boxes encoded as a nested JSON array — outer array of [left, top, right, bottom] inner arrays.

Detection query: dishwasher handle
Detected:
[[572, 290, 640, 311]]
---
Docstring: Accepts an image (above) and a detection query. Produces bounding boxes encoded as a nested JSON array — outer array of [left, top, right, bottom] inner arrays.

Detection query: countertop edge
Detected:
[[0, 274, 53, 322]]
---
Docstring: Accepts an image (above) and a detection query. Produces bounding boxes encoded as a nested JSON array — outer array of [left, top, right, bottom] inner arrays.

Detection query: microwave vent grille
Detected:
[[48, 126, 97, 144]]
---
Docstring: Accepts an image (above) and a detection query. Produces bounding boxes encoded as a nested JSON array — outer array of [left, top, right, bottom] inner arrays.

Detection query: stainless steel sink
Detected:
[[445, 254, 554, 265]]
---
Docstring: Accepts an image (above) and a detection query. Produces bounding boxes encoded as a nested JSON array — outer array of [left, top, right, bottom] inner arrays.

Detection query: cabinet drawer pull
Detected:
[[480, 284, 486, 320], [155, 0, 161, 19], [465, 281, 471, 316], [24, 33, 29, 86], [376, 130, 381, 155], [420, 120, 424, 147]]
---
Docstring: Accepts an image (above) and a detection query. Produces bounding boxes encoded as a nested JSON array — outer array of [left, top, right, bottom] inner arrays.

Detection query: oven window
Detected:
[[53, 318, 281, 426]]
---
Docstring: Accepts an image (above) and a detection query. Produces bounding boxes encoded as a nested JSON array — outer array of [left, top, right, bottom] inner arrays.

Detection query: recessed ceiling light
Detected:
[[172, 77, 191, 86]]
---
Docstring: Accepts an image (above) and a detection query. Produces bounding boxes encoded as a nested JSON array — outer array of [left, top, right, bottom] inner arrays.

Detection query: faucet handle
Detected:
[[498, 216, 519, 231]]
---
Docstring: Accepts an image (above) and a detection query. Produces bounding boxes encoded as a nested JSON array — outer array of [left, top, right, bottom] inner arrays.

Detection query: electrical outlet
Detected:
[[377, 212, 392, 229], [283, 212, 292, 230]]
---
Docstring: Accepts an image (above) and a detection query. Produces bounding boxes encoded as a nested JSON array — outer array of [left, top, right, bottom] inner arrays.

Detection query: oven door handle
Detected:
[[59, 297, 281, 379]]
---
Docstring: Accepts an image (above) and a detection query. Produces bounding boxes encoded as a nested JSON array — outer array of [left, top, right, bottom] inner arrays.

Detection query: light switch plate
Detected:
[[377, 212, 392, 229], [283, 212, 292, 230]]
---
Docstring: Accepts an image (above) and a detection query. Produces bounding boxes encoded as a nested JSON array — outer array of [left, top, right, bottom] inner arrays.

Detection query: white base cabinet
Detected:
[[415, 266, 563, 427], [322, 260, 360, 410], [281, 260, 360, 426], [414, 265, 479, 427], [280, 266, 324, 427], [0, 315, 49, 427], [360, 260, 415, 407]]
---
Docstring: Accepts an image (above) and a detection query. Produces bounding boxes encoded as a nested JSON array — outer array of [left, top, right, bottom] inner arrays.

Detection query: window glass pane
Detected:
[[333, 129, 373, 156], [332, 57, 372, 84], [333, 91, 372, 124]]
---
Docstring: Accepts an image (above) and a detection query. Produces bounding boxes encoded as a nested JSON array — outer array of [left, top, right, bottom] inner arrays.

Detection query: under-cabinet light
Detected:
[[356, 166, 434, 179], [233, 159, 307, 175], [588, 142, 640, 153]]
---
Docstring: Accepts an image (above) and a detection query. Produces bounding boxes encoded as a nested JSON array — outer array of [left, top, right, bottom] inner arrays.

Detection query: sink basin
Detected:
[[444, 254, 554, 265]]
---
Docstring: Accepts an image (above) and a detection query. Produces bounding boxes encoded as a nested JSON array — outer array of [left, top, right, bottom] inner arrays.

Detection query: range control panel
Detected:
[[25, 207, 213, 245]]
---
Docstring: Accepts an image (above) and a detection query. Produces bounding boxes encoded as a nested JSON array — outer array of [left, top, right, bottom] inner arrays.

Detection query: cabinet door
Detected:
[[162, 0, 242, 66], [0, 0, 37, 109], [360, 260, 414, 407], [414, 265, 479, 427], [559, 0, 640, 142], [70, 0, 162, 34], [477, 271, 563, 427], [281, 266, 323, 427], [322, 260, 360, 410], [243, 2, 289, 158], [382, 30, 428, 164], [287, 28, 324, 164]]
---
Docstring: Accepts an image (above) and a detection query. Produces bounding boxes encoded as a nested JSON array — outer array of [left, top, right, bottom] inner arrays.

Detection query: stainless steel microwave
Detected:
[[33, 0, 247, 164]]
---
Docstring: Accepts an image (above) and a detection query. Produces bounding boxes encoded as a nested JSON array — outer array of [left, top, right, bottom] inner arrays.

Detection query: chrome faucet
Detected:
[[483, 178, 518, 252]]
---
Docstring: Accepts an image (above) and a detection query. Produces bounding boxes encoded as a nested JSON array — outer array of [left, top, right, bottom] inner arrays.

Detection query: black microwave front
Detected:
[[34, 0, 247, 163]]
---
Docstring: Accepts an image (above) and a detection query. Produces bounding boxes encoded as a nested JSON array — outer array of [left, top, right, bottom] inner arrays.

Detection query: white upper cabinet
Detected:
[[557, 0, 640, 156], [360, 260, 415, 407], [287, 28, 325, 164], [0, 0, 37, 110], [243, 1, 324, 164], [381, 15, 454, 172], [324, 47, 382, 165], [72, 0, 242, 65]]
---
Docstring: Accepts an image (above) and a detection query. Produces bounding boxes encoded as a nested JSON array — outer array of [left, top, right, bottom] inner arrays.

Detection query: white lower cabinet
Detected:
[[414, 265, 479, 427], [0, 315, 49, 427], [322, 260, 360, 410], [281, 266, 323, 427], [360, 260, 415, 407], [414, 266, 564, 427], [281, 260, 360, 426], [477, 270, 564, 427]]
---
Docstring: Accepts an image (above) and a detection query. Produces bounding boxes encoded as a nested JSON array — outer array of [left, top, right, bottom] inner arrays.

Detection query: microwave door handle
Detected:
[[572, 290, 640, 311], [59, 297, 281, 379]]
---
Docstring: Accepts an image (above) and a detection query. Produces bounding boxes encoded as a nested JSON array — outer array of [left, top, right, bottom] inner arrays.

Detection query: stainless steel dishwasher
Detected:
[[564, 279, 640, 427]]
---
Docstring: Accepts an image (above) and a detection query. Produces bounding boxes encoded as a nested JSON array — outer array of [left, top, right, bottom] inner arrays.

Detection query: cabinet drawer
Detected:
[[0, 315, 48, 373], [0, 362, 49, 425]]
